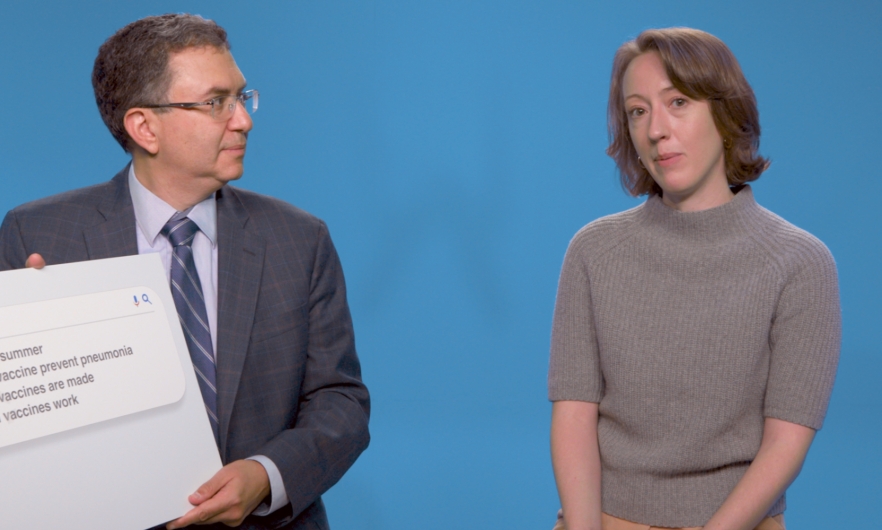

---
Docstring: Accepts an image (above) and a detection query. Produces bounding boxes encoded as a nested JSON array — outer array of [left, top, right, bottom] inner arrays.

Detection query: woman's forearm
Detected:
[[551, 400, 602, 530], [703, 418, 815, 530]]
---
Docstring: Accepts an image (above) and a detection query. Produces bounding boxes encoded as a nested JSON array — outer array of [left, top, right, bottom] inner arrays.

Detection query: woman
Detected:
[[548, 28, 840, 530]]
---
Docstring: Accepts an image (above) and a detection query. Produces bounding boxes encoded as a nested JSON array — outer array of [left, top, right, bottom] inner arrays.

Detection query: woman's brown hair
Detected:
[[607, 27, 769, 196]]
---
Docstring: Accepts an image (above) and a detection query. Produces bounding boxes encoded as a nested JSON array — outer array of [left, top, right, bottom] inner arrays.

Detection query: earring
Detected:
[[723, 137, 732, 149], [637, 156, 646, 169]]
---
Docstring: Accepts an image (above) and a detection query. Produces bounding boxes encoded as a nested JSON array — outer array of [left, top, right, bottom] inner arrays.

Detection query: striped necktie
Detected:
[[161, 216, 219, 445]]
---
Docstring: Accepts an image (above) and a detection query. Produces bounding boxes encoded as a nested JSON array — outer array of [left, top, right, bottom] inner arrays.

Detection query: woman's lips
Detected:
[[655, 153, 682, 168]]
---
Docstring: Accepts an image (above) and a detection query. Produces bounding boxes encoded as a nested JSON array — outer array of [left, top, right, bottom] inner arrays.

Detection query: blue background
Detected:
[[2, 1, 879, 528]]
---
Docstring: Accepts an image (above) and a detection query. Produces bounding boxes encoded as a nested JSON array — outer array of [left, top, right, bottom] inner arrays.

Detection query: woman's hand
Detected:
[[703, 417, 815, 530], [551, 400, 602, 530]]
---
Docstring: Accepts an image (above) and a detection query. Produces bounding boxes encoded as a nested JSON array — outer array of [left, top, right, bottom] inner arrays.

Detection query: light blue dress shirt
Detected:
[[128, 166, 288, 515]]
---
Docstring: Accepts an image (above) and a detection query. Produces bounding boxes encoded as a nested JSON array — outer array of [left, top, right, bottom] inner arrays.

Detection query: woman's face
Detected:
[[622, 51, 731, 211]]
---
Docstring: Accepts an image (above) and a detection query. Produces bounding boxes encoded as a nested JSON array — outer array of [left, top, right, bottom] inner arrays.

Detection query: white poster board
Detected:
[[0, 254, 222, 529]]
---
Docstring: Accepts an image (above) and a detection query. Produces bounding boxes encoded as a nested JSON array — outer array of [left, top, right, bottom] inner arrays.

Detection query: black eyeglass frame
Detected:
[[142, 89, 258, 120]]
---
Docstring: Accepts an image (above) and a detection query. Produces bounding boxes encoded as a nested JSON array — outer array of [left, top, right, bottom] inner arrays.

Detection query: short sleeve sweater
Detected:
[[548, 186, 841, 527]]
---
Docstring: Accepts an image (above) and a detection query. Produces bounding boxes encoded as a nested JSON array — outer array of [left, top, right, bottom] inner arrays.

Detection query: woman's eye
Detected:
[[672, 98, 687, 108], [627, 107, 645, 118]]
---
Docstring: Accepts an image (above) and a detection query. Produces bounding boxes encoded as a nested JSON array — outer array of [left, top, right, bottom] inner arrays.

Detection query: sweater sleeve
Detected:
[[763, 235, 841, 430], [548, 235, 604, 403]]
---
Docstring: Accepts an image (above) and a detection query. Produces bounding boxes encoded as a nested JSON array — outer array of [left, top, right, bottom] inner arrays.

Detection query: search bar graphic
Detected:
[[0, 286, 184, 449]]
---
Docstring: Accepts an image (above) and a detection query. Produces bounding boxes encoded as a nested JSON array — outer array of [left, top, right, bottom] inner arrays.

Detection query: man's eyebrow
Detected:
[[198, 83, 248, 99]]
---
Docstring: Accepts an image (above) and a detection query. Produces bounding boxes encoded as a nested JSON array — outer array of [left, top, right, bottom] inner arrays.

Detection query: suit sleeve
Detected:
[[0, 210, 29, 271], [256, 220, 370, 517]]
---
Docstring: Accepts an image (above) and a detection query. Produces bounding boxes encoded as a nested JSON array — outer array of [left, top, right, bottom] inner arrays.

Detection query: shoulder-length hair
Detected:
[[607, 27, 769, 196]]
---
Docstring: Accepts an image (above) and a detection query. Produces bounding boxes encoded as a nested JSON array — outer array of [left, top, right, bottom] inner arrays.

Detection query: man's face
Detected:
[[153, 46, 252, 193]]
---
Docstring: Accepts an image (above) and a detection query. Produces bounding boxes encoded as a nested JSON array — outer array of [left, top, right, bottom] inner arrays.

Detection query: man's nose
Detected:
[[228, 99, 253, 133]]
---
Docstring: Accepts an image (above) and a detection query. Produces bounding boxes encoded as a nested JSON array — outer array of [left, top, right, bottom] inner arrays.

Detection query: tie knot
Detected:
[[161, 217, 200, 248]]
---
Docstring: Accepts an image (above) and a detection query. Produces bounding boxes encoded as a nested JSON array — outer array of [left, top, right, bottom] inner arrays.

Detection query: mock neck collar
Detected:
[[641, 185, 761, 244]]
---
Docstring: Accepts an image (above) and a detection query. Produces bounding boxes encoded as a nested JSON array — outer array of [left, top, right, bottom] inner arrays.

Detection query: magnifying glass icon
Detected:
[[142, 294, 152, 305]]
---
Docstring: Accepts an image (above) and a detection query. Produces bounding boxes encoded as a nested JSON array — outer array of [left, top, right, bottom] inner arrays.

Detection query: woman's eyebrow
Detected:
[[625, 85, 679, 102]]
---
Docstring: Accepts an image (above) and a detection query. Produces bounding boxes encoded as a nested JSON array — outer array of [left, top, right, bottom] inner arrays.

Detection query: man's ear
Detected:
[[123, 108, 161, 155]]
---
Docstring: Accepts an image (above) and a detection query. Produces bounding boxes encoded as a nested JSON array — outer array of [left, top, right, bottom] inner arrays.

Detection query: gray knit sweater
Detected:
[[548, 186, 840, 527]]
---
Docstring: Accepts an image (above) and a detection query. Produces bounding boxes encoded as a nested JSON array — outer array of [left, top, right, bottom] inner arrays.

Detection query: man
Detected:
[[0, 14, 369, 530]]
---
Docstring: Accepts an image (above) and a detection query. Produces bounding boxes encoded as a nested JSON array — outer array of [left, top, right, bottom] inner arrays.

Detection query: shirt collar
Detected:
[[128, 164, 218, 247]]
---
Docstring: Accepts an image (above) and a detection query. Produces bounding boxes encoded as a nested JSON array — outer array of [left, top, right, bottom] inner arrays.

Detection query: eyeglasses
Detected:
[[143, 89, 259, 121]]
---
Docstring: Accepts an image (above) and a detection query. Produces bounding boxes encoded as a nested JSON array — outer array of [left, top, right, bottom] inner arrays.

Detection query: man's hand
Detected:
[[167, 459, 271, 529], [25, 253, 45, 269]]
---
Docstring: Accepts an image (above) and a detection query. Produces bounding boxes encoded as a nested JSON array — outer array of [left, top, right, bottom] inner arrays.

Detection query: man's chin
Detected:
[[217, 164, 246, 184]]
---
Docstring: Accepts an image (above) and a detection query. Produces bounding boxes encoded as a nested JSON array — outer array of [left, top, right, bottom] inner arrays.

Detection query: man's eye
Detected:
[[210, 95, 234, 108]]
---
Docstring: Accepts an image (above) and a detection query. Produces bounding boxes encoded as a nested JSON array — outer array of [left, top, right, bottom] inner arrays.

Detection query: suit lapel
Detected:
[[215, 186, 265, 457], [83, 169, 264, 456], [83, 167, 139, 259]]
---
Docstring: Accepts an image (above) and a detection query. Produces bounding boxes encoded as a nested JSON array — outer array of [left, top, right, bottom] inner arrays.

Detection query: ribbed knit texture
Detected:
[[548, 186, 841, 527]]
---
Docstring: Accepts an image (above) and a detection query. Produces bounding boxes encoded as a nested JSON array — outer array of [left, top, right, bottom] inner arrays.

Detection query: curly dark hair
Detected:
[[92, 13, 230, 152], [607, 27, 770, 196]]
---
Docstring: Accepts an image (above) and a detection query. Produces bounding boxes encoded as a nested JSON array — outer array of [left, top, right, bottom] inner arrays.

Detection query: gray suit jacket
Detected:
[[0, 167, 370, 530]]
